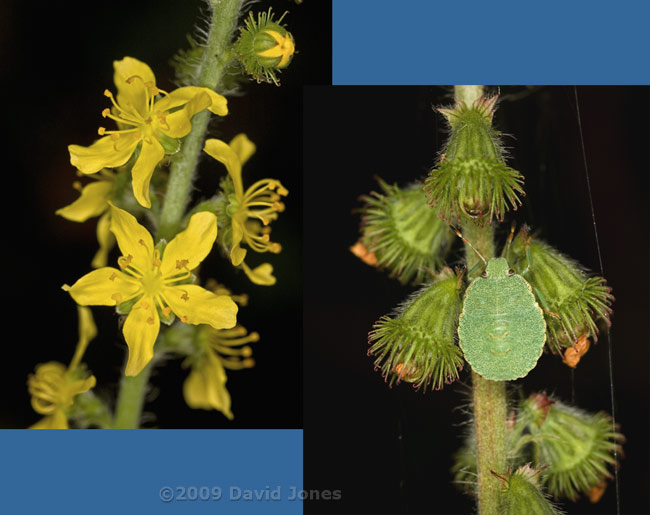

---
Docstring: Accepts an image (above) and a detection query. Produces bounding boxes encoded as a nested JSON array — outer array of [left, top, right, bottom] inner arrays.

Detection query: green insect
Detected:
[[456, 229, 546, 381]]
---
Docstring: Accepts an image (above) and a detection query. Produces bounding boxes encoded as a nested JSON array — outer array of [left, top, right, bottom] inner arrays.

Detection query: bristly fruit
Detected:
[[368, 267, 463, 391], [424, 95, 525, 224], [520, 393, 624, 502], [508, 226, 614, 354], [493, 464, 564, 515], [353, 177, 453, 285]]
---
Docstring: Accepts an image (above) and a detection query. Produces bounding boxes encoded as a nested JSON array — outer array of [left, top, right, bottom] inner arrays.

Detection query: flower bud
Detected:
[[354, 178, 453, 285], [508, 227, 613, 354], [234, 9, 295, 85], [424, 95, 524, 224], [368, 267, 463, 391], [520, 393, 623, 501]]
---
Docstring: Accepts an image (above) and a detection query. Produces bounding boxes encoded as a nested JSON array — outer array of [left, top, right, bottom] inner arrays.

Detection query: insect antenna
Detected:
[[503, 221, 516, 262], [451, 226, 487, 266]]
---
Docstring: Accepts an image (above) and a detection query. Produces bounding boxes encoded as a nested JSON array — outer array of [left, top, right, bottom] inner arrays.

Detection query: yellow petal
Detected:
[[122, 297, 159, 377], [161, 211, 217, 276], [69, 307, 97, 371], [183, 351, 233, 419], [56, 180, 112, 222], [162, 91, 211, 138], [130, 138, 164, 208], [30, 410, 68, 430], [154, 86, 228, 116], [109, 204, 154, 271], [113, 57, 156, 118], [229, 133, 256, 166], [63, 267, 141, 306], [69, 136, 138, 175], [203, 138, 244, 195], [91, 211, 115, 269], [230, 218, 247, 266], [241, 261, 277, 286], [164, 285, 237, 330]]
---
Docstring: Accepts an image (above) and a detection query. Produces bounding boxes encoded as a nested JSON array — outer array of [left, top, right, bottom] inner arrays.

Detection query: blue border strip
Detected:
[[1, 430, 302, 514], [333, 0, 650, 85]]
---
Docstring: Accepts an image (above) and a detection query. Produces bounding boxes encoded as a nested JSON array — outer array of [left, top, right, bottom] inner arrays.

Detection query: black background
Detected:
[[1, 0, 330, 430], [303, 86, 650, 514]]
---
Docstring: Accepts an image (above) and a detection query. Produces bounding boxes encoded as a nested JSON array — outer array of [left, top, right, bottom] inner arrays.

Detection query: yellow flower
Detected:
[[56, 170, 116, 268], [28, 307, 97, 429], [183, 325, 258, 420], [63, 205, 238, 377], [203, 134, 288, 285], [68, 57, 228, 208]]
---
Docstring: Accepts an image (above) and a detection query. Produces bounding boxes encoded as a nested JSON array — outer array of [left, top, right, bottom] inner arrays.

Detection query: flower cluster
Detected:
[[30, 11, 294, 428]]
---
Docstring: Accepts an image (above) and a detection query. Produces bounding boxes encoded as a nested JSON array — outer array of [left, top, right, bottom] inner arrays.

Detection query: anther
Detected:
[[181, 292, 189, 301], [101, 108, 111, 118], [176, 259, 189, 270], [103, 89, 113, 98], [98, 127, 107, 135]]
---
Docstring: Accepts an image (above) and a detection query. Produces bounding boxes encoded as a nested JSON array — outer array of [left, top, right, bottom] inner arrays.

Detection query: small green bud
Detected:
[[234, 9, 295, 85], [508, 227, 614, 352], [494, 464, 564, 515], [424, 96, 524, 224], [368, 268, 464, 391], [353, 177, 453, 285], [520, 393, 623, 502]]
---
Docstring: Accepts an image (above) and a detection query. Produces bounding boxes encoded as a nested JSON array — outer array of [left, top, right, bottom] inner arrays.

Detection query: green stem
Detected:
[[157, 0, 244, 241], [455, 85, 507, 515], [113, 360, 153, 429]]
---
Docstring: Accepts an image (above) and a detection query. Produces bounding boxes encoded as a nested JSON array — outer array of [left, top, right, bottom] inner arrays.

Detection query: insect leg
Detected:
[[534, 286, 561, 320], [519, 234, 534, 276]]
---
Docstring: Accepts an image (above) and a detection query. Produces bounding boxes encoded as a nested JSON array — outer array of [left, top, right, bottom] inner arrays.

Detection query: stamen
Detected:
[[103, 88, 145, 125], [118, 254, 133, 269], [176, 259, 189, 270]]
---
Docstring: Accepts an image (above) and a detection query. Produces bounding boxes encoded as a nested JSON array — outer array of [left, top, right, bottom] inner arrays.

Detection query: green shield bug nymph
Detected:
[[456, 232, 546, 381]]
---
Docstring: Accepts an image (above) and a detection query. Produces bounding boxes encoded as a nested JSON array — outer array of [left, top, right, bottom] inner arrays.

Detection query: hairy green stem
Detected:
[[157, 0, 244, 241], [455, 85, 507, 515], [113, 360, 153, 429]]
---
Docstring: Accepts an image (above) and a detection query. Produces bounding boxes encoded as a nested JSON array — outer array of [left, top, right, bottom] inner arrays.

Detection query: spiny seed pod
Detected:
[[234, 9, 295, 86], [508, 227, 614, 354], [493, 464, 564, 515], [520, 393, 624, 502], [368, 267, 463, 391], [424, 95, 524, 224], [353, 177, 453, 284]]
